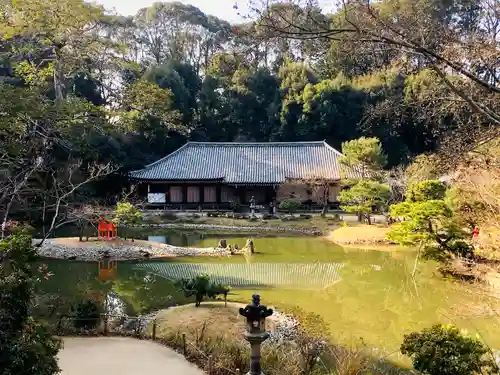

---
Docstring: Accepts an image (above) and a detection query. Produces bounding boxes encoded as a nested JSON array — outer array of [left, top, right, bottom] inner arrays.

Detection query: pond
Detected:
[[37, 229, 500, 361]]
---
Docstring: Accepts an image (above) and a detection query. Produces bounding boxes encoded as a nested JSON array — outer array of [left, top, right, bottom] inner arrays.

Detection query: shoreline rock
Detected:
[[127, 223, 322, 236], [34, 239, 231, 261]]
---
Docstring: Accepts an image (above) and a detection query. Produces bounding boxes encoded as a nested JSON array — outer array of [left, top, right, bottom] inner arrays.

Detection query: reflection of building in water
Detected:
[[135, 263, 344, 290], [98, 259, 117, 282]]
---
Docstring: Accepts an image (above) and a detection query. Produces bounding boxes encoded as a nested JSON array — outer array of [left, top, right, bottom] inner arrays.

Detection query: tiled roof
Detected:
[[129, 141, 360, 183]]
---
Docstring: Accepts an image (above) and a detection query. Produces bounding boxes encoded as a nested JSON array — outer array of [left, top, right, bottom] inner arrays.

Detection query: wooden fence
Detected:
[[57, 314, 243, 375]]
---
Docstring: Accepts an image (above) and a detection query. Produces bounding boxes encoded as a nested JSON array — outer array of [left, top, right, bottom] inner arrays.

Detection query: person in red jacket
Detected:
[[472, 226, 480, 238]]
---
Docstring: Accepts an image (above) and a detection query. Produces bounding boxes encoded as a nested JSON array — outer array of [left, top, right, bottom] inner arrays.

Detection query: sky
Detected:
[[94, 0, 248, 23]]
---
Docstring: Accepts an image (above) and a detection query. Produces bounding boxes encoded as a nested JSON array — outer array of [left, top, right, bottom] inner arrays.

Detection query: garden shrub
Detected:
[[401, 324, 497, 375], [407, 180, 446, 202], [248, 216, 258, 222], [279, 199, 301, 214], [230, 200, 241, 213], [175, 274, 229, 307], [160, 212, 178, 221], [72, 300, 101, 330], [280, 305, 330, 340], [4, 221, 36, 235], [113, 201, 143, 226], [299, 214, 312, 219]]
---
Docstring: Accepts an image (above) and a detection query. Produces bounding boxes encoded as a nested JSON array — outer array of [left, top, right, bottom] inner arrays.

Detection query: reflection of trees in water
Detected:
[[35, 261, 104, 319], [110, 267, 182, 314], [36, 261, 189, 317]]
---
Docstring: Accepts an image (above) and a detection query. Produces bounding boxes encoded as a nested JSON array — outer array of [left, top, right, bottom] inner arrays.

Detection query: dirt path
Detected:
[[58, 337, 205, 375]]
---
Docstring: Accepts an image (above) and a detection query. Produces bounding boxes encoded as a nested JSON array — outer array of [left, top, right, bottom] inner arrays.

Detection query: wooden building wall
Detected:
[[139, 181, 341, 208]]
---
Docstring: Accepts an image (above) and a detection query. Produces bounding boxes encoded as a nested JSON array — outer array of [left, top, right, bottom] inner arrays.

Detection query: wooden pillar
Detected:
[[165, 184, 170, 203], [238, 186, 245, 204], [182, 184, 188, 204], [216, 184, 221, 205], [199, 184, 205, 204]]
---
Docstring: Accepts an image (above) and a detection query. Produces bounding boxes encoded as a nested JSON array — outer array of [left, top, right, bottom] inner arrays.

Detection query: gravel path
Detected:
[[58, 337, 205, 375]]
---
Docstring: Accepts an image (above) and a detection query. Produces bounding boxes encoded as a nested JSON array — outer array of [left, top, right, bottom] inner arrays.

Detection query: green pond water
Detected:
[[38, 230, 500, 360]]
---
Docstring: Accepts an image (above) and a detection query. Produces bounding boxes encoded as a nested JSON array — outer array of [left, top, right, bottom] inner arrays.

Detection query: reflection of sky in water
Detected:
[[134, 263, 344, 290], [148, 236, 167, 244]]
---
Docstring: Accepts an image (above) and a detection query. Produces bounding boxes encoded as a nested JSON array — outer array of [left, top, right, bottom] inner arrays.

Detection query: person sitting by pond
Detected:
[[234, 243, 239, 251]]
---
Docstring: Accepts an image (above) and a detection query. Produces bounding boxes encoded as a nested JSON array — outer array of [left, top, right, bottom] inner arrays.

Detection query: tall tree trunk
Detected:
[[1, 194, 16, 239], [53, 53, 64, 103], [41, 198, 47, 238], [78, 220, 84, 242], [321, 204, 327, 217], [37, 197, 63, 247]]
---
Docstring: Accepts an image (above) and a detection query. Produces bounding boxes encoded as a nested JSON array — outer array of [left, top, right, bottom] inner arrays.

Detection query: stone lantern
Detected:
[[239, 294, 273, 375], [249, 196, 256, 216]]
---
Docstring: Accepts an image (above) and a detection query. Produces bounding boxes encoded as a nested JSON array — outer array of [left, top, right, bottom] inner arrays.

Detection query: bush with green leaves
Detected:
[[113, 201, 143, 239], [230, 200, 241, 213], [113, 201, 143, 226], [175, 274, 230, 307], [0, 234, 61, 375], [401, 324, 497, 375], [388, 180, 474, 261], [279, 199, 301, 214], [338, 180, 391, 224], [388, 200, 452, 246], [407, 180, 446, 202]]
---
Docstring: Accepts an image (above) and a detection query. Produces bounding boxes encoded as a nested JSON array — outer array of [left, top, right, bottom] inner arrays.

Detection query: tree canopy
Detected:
[[0, 0, 497, 223]]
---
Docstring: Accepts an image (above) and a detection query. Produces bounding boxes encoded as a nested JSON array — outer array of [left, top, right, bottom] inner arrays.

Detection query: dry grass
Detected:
[[152, 303, 413, 375], [326, 224, 394, 245], [475, 226, 500, 260], [155, 303, 247, 344]]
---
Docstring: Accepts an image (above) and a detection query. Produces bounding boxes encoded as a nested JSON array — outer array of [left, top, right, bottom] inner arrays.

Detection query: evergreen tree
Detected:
[[0, 235, 61, 375]]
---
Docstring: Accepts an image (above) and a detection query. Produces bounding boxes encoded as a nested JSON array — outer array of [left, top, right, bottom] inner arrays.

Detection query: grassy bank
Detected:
[[152, 303, 413, 375], [326, 224, 393, 245]]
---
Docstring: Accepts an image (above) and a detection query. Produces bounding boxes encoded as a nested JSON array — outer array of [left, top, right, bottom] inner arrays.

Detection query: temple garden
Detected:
[[36, 230, 500, 367]]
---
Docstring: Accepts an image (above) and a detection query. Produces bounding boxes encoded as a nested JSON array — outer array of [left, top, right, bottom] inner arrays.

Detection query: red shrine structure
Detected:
[[98, 258, 117, 281], [97, 219, 117, 240]]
